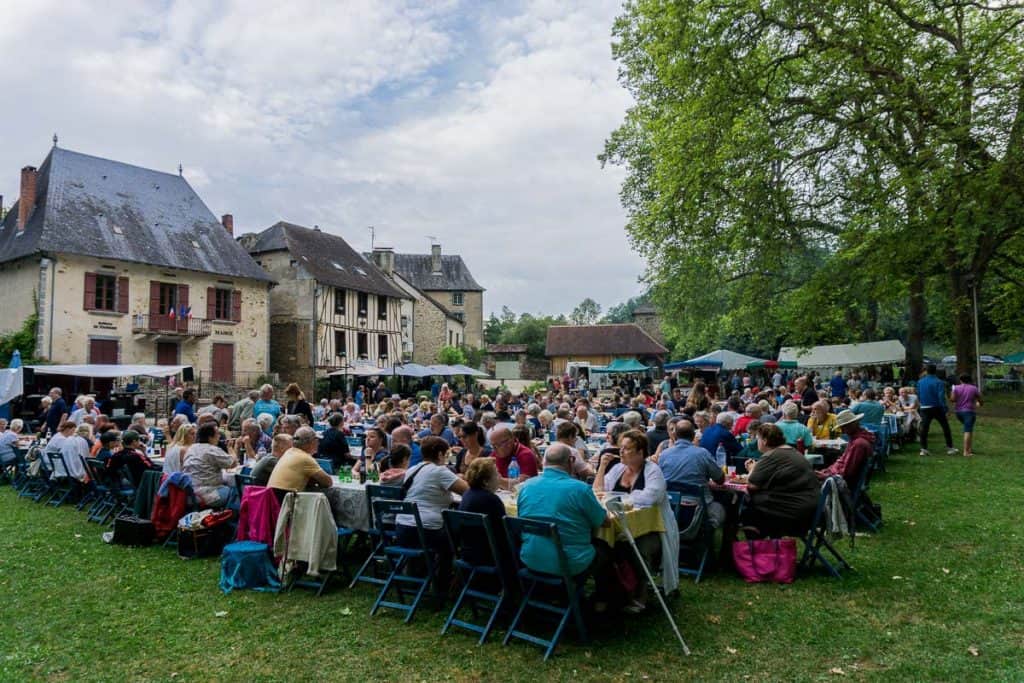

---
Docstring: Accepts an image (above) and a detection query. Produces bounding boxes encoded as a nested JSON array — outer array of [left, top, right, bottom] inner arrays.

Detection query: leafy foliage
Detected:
[[569, 298, 602, 325], [0, 311, 39, 366], [602, 0, 1024, 372], [436, 345, 467, 365], [485, 310, 568, 359]]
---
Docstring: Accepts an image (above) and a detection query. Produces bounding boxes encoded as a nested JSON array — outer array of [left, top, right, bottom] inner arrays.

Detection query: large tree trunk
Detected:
[[950, 272, 978, 379], [906, 274, 926, 377]]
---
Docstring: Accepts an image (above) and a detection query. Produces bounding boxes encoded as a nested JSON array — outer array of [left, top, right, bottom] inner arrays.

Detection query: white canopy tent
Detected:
[[27, 364, 190, 378], [0, 368, 23, 404], [685, 349, 767, 371], [779, 340, 906, 368]]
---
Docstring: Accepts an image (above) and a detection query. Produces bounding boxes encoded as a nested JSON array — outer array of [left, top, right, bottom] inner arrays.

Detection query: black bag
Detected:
[[177, 522, 233, 560], [112, 514, 155, 547]]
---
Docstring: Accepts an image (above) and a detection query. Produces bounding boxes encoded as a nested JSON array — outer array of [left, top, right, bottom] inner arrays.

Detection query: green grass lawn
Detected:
[[3, 403, 1023, 682]]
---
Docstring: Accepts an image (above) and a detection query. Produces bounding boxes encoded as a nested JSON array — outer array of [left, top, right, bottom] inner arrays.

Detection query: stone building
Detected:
[[388, 243, 485, 348], [240, 222, 410, 390], [0, 145, 273, 382], [631, 303, 665, 345], [368, 248, 465, 365]]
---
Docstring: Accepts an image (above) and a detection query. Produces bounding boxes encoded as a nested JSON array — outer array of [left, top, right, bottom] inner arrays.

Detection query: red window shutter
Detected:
[[231, 290, 242, 322], [117, 277, 129, 314], [177, 284, 189, 309], [83, 273, 97, 311], [207, 287, 216, 320], [149, 281, 161, 317]]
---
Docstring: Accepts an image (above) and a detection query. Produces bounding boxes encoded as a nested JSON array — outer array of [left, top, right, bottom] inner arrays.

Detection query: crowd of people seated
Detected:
[[0, 359, 984, 618]]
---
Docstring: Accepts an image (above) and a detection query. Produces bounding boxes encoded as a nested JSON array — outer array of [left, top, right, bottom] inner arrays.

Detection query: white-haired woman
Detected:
[[0, 418, 25, 467]]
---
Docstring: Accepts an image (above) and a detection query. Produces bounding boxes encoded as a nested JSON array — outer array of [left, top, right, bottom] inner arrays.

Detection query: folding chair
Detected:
[[345, 436, 364, 450], [502, 516, 589, 661], [45, 451, 78, 508], [851, 452, 882, 533], [441, 510, 509, 644], [315, 458, 334, 475], [667, 482, 713, 583], [83, 458, 119, 525], [20, 448, 55, 502], [349, 484, 403, 589], [234, 472, 254, 501], [799, 477, 852, 578], [369, 500, 435, 623], [862, 423, 889, 472]]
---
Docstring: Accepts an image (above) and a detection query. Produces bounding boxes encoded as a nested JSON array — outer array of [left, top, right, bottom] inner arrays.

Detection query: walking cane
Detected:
[[605, 497, 690, 656]]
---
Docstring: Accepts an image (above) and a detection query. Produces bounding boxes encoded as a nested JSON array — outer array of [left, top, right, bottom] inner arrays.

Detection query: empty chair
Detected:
[[440, 510, 510, 644], [502, 517, 589, 661], [369, 500, 435, 624]]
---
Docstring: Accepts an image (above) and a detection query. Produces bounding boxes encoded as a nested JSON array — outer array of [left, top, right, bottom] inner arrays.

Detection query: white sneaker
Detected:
[[919, 449, 930, 456], [624, 599, 646, 614], [946, 448, 959, 455]]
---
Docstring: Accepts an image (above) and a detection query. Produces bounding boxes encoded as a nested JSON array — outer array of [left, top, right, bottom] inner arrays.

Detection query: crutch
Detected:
[[606, 497, 690, 655]]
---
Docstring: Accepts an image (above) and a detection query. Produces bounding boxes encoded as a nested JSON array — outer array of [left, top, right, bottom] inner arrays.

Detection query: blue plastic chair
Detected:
[[666, 482, 713, 583], [369, 500, 435, 624], [346, 436, 365, 449], [799, 477, 852, 578], [315, 458, 334, 475], [502, 516, 589, 661], [441, 510, 509, 644], [349, 484, 404, 589]]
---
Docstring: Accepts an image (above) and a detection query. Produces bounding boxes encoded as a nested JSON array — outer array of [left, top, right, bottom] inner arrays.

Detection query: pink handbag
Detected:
[[732, 538, 798, 583]]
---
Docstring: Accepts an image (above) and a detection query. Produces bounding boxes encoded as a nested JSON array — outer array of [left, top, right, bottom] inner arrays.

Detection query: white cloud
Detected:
[[0, 0, 642, 317]]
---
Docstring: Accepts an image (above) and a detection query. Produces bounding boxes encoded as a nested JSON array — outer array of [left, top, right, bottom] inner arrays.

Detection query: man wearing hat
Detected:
[[815, 410, 875, 487]]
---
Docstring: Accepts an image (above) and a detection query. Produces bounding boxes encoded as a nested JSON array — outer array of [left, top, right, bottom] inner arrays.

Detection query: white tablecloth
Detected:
[[326, 480, 370, 531]]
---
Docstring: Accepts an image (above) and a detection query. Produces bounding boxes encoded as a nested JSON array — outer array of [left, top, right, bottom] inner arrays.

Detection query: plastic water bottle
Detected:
[[715, 445, 727, 469], [508, 459, 520, 484], [257, 446, 267, 459]]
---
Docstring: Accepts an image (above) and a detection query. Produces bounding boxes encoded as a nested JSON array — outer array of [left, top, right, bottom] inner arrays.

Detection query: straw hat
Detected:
[[835, 410, 863, 428]]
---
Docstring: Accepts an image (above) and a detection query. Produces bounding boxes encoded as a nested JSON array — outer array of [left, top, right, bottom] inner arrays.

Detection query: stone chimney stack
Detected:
[[431, 243, 442, 274], [221, 213, 234, 236], [18, 166, 38, 232], [372, 247, 395, 276]]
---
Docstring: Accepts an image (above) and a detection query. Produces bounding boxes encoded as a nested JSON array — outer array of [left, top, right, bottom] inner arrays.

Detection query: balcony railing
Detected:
[[132, 314, 211, 337]]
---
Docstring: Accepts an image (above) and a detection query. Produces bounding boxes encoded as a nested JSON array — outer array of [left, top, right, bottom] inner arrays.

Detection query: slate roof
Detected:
[[545, 324, 669, 357], [385, 253, 485, 292], [245, 221, 407, 299], [0, 146, 272, 282]]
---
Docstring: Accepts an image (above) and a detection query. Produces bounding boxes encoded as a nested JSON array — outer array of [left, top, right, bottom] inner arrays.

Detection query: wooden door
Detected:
[[157, 342, 179, 366], [211, 343, 234, 383]]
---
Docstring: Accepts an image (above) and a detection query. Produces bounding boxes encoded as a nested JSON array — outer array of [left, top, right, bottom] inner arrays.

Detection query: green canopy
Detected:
[[1005, 351, 1024, 364], [591, 358, 651, 373]]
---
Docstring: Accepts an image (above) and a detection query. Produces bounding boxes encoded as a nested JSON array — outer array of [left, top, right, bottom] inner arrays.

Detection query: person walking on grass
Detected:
[[917, 364, 957, 456], [951, 374, 983, 457]]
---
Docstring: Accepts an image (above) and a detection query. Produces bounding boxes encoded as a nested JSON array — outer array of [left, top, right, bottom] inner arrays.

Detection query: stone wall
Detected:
[[0, 256, 43, 335]]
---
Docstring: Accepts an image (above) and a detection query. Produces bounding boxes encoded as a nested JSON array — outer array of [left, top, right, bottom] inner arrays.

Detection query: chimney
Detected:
[[372, 247, 394, 276], [221, 213, 234, 236], [18, 166, 38, 232], [431, 243, 442, 274]]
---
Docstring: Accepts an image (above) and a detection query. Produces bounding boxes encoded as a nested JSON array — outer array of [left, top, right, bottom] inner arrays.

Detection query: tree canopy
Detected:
[[602, 0, 1024, 374]]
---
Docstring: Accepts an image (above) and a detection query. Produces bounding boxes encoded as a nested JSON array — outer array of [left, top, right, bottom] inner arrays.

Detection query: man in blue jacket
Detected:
[[917, 364, 956, 456]]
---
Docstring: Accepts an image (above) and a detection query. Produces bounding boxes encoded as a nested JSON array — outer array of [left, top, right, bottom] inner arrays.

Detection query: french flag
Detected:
[[179, 304, 192, 319], [168, 306, 176, 320]]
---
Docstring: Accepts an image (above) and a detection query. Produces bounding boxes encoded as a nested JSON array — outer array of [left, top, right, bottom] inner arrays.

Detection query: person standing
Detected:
[[917, 364, 957, 456], [951, 374, 983, 457], [45, 388, 68, 435]]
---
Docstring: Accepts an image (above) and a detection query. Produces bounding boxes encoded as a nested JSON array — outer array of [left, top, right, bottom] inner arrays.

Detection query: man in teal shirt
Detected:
[[516, 443, 609, 577], [851, 388, 885, 425], [252, 384, 281, 435]]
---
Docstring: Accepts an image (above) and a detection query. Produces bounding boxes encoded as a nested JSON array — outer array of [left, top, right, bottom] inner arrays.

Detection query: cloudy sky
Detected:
[[0, 0, 643, 317]]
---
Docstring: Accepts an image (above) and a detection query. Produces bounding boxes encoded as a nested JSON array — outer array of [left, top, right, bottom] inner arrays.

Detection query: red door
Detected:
[[89, 339, 118, 364], [157, 342, 179, 366], [211, 343, 234, 383]]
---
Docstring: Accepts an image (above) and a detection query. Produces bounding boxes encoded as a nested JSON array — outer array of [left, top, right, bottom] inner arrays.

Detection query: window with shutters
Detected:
[[334, 288, 346, 315], [378, 334, 388, 359], [377, 295, 387, 321], [335, 330, 346, 358], [94, 274, 116, 311], [357, 292, 368, 317], [452, 291, 464, 306], [214, 289, 232, 320], [89, 339, 119, 365]]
